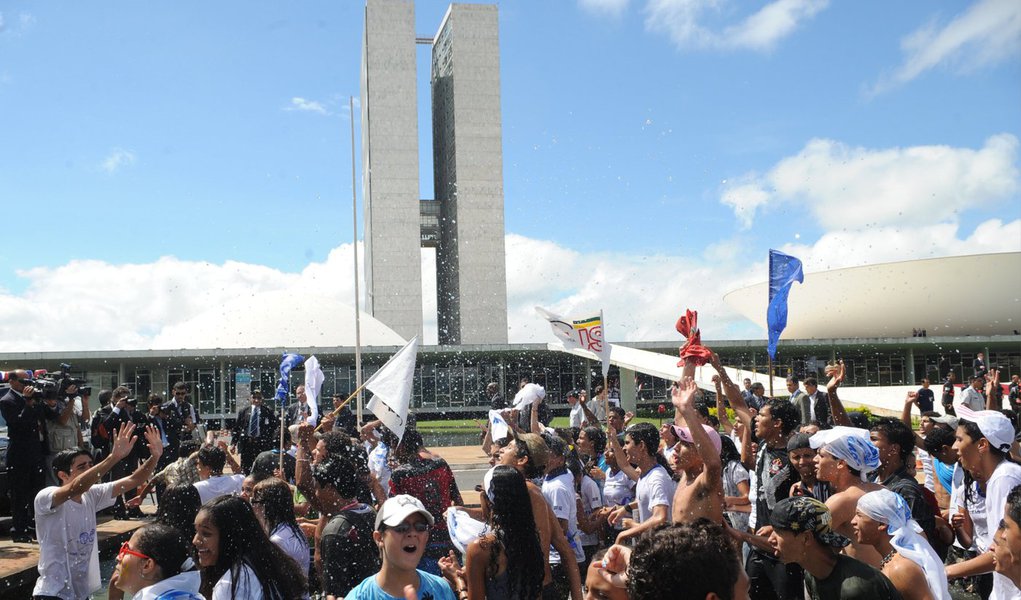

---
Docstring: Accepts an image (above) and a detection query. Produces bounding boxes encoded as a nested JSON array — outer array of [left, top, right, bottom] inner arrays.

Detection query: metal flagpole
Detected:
[[768, 356, 774, 397], [350, 96, 364, 427]]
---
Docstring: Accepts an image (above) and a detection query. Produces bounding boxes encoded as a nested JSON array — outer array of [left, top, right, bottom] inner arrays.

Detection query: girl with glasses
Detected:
[[113, 523, 202, 599]]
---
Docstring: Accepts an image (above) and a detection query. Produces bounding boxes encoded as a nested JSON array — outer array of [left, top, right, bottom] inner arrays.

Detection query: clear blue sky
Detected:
[[0, 0, 1018, 349]]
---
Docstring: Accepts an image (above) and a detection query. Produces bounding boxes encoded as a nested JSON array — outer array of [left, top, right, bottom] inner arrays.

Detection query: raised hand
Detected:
[[597, 544, 632, 589], [110, 422, 138, 462], [671, 376, 698, 413], [905, 391, 918, 406], [144, 424, 164, 461]]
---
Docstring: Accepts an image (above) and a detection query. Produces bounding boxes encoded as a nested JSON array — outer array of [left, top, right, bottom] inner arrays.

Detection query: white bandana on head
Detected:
[[809, 426, 880, 480], [857, 489, 951, 600]]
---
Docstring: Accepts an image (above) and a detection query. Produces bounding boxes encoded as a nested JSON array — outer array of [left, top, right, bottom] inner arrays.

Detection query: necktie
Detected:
[[249, 407, 259, 437]]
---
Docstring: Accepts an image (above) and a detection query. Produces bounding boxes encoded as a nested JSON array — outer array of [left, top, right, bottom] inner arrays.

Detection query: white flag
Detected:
[[511, 383, 546, 411], [304, 355, 324, 426], [488, 410, 511, 442], [365, 337, 419, 442], [445, 507, 489, 554], [536, 307, 612, 377]]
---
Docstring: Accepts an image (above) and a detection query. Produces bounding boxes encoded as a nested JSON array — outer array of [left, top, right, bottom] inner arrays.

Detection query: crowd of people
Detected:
[[2, 351, 1021, 600]]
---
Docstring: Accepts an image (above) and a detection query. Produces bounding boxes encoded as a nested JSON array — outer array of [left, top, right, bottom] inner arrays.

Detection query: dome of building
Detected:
[[723, 252, 1021, 339], [149, 289, 407, 350]]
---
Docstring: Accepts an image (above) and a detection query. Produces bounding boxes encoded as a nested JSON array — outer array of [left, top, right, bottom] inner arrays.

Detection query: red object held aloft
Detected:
[[676, 309, 712, 367]]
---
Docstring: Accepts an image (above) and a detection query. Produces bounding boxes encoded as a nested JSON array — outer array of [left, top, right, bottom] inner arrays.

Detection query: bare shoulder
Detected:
[[885, 556, 931, 599]]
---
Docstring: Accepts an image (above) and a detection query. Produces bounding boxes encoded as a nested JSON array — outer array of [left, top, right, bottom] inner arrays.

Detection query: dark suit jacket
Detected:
[[0, 388, 46, 460], [232, 404, 280, 448], [796, 391, 831, 426], [285, 402, 318, 428]]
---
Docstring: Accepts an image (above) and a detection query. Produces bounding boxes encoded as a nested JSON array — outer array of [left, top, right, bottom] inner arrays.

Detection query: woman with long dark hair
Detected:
[[113, 523, 202, 599], [944, 405, 1021, 599], [441, 465, 545, 600], [155, 484, 202, 539], [192, 495, 308, 599], [251, 477, 311, 576]]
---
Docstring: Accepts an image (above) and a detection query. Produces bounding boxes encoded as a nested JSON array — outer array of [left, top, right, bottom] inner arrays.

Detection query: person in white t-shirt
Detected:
[[566, 390, 585, 429], [606, 422, 674, 544], [541, 434, 585, 599], [192, 444, 245, 504], [33, 422, 163, 600], [251, 477, 311, 576], [945, 404, 1021, 600]]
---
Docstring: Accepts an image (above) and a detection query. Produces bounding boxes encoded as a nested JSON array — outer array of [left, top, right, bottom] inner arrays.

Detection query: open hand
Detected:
[[672, 376, 698, 413], [110, 422, 138, 462], [597, 544, 632, 588], [144, 424, 164, 461]]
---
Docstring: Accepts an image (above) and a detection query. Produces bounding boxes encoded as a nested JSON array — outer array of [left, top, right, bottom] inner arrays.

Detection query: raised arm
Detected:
[[709, 353, 752, 430], [49, 422, 140, 509], [294, 423, 321, 511], [825, 361, 852, 427], [606, 425, 639, 482], [901, 392, 927, 450], [673, 377, 722, 477], [714, 376, 734, 435], [986, 369, 1002, 411], [579, 393, 601, 429]]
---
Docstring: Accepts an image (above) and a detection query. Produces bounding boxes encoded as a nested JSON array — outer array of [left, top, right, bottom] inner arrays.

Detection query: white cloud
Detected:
[[1, 219, 1018, 352], [720, 133, 1020, 229], [578, 0, 630, 18], [284, 96, 330, 115], [101, 148, 136, 173], [871, 0, 1021, 95], [644, 0, 828, 52]]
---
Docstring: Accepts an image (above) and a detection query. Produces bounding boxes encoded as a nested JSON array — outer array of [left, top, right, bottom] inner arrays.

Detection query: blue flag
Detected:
[[766, 249, 804, 360], [275, 353, 305, 405]]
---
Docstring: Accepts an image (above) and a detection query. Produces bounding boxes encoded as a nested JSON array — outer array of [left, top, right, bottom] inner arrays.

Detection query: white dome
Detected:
[[723, 252, 1021, 339], [150, 289, 407, 349]]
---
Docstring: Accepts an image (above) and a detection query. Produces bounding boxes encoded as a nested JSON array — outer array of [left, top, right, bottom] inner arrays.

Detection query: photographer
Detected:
[[0, 369, 48, 543], [101, 386, 149, 518], [42, 380, 91, 485]]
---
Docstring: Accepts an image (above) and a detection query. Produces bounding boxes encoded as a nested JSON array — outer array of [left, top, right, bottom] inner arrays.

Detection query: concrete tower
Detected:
[[361, 0, 508, 345]]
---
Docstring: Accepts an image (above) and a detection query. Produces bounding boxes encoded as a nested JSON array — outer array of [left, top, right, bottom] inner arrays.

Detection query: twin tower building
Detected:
[[361, 0, 508, 345]]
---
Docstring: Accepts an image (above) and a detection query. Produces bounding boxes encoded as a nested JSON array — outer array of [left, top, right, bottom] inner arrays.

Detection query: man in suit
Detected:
[[166, 382, 200, 442], [102, 387, 149, 517], [0, 369, 47, 542], [231, 390, 280, 474], [797, 377, 832, 428], [787, 376, 805, 404], [285, 384, 318, 428], [973, 352, 987, 379]]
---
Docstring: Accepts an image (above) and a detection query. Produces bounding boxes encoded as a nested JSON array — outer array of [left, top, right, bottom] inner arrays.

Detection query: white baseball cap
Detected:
[[954, 404, 1015, 453], [375, 494, 435, 531]]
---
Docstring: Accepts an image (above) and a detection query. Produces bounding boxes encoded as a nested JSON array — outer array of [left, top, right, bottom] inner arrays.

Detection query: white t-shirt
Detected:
[[367, 442, 391, 493], [602, 469, 635, 508], [193, 474, 245, 504], [136, 571, 202, 600], [541, 469, 585, 564], [212, 563, 264, 600], [636, 464, 674, 523], [271, 523, 310, 573], [568, 403, 585, 428], [916, 446, 935, 492], [986, 461, 1021, 600], [33, 481, 117, 599], [577, 475, 604, 547]]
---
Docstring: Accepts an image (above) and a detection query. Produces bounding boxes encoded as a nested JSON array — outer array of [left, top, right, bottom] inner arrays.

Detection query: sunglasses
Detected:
[[118, 541, 152, 562], [389, 522, 430, 534]]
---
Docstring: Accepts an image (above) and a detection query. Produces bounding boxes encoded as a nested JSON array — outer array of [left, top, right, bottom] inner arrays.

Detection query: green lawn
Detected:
[[416, 416, 664, 435]]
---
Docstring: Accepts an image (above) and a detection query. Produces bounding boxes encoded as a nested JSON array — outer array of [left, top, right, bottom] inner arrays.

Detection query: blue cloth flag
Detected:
[[766, 249, 804, 360], [274, 353, 305, 405]]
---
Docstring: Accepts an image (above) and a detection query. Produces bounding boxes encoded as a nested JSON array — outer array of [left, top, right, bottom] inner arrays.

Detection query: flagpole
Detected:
[[601, 310, 609, 423], [314, 379, 371, 433], [278, 399, 286, 473], [768, 356, 774, 398], [350, 95, 364, 428]]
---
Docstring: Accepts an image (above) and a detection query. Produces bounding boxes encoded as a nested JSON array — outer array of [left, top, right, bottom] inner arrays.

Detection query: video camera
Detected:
[[20, 363, 91, 400]]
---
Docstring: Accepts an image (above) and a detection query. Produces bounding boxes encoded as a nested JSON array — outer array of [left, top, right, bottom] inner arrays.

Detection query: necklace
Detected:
[[880, 549, 898, 568]]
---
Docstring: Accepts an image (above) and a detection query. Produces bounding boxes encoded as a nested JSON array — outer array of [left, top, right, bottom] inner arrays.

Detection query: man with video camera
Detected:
[[42, 380, 91, 486], [0, 369, 48, 543]]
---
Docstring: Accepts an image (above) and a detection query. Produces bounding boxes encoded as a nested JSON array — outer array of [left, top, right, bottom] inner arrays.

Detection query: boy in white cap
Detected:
[[346, 494, 456, 600], [668, 376, 724, 524], [945, 404, 1021, 600]]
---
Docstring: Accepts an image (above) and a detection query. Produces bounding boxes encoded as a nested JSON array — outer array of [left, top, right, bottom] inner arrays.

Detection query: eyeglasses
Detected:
[[118, 541, 152, 562], [389, 522, 430, 534]]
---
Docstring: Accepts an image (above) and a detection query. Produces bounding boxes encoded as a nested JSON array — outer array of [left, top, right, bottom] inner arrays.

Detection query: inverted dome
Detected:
[[150, 289, 407, 349]]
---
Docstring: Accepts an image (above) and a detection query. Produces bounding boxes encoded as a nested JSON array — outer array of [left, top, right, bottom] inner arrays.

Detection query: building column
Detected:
[[906, 347, 916, 385], [620, 368, 637, 414], [118, 363, 126, 389], [219, 360, 227, 417]]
